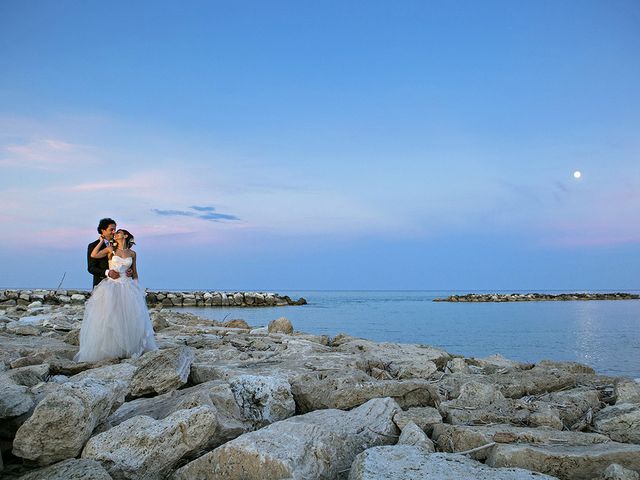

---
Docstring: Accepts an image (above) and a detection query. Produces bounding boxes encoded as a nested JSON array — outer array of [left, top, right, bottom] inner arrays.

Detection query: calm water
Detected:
[[174, 290, 640, 379]]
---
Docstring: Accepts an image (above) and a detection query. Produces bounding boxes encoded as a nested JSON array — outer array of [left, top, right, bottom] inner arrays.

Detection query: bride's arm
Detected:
[[131, 251, 139, 280], [90, 237, 113, 259]]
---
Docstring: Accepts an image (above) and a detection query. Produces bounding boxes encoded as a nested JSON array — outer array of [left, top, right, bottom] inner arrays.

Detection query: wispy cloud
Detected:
[[0, 138, 98, 170], [152, 206, 240, 222]]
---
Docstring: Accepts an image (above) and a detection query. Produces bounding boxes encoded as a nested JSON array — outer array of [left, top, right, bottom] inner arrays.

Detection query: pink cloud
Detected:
[[1, 138, 98, 170]]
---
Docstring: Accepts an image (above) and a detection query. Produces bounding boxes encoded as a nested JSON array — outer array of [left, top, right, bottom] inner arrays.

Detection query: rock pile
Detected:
[[434, 292, 640, 302], [1, 302, 639, 479], [0, 289, 307, 308]]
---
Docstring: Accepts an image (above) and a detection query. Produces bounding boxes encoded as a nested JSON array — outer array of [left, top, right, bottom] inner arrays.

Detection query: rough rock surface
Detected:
[[594, 404, 640, 444], [397, 421, 435, 452], [82, 406, 217, 480], [15, 458, 112, 480], [13, 378, 127, 465], [129, 347, 194, 397], [173, 397, 401, 480], [1, 303, 638, 479], [267, 317, 293, 334], [601, 463, 640, 480], [348, 448, 560, 480], [229, 374, 296, 428], [486, 442, 640, 480]]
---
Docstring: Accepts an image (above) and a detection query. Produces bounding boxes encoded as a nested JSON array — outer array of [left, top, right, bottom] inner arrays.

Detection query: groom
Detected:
[[87, 218, 131, 287]]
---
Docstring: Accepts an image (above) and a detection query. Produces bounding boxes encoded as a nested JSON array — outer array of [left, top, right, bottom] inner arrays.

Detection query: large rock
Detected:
[[4, 363, 50, 387], [348, 448, 560, 480], [129, 347, 194, 397], [397, 421, 435, 452], [601, 463, 640, 480], [594, 404, 640, 444], [392, 406, 442, 434], [291, 369, 440, 413], [103, 380, 247, 447], [267, 317, 293, 334], [616, 380, 640, 404], [486, 442, 640, 480], [489, 366, 579, 398], [174, 397, 402, 480], [337, 339, 450, 379], [432, 424, 612, 461], [16, 458, 112, 479], [82, 406, 217, 480], [229, 375, 295, 428], [12, 378, 127, 465], [0, 378, 34, 419]]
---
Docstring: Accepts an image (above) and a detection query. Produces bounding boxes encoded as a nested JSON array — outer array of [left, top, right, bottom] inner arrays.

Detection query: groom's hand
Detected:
[[108, 270, 120, 279], [126, 268, 133, 278]]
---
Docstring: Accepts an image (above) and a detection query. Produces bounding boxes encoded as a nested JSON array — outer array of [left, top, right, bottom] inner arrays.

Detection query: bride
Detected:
[[75, 229, 158, 363]]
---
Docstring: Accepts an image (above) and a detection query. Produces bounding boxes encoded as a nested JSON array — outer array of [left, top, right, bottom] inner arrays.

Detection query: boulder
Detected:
[[129, 347, 194, 396], [82, 406, 217, 480], [348, 448, 560, 480], [432, 424, 612, 461], [486, 442, 640, 480], [268, 317, 293, 334], [222, 319, 250, 329], [16, 458, 112, 479], [0, 373, 34, 419], [291, 369, 440, 413], [600, 463, 640, 480], [594, 404, 640, 444], [397, 421, 435, 452], [392, 406, 442, 434], [174, 397, 402, 480], [616, 380, 640, 404], [229, 375, 296, 428], [337, 339, 450, 378], [12, 378, 127, 465], [5, 364, 50, 387]]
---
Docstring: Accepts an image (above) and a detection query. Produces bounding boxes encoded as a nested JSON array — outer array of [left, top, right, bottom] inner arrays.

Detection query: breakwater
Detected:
[[0, 289, 307, 308], [433, 292, 640, 302]]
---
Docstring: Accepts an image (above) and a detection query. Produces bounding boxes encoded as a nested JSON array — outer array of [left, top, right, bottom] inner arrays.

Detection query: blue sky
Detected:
[[1, 0, 639, 290]]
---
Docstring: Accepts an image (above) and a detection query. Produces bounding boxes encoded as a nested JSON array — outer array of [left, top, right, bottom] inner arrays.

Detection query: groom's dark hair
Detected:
[[97, 218, 116, 234]]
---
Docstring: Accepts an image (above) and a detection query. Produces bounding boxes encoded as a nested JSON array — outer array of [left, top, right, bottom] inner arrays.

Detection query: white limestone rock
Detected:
[[348, 448, 560, 480], [397, 421, 435, 452], [0, 378, 34, 419], [594, 404, 640, 444], [268, 317, 293, 334], [82, 406, 217, 480], [12, 378, 127, 465], [392, 406, 442, 434], [129, 347, 194, 396], [487, 442, 640, 479], [174, 397, 402, 480], [229, 374, 296, 428], [16, 458, 112, 479]]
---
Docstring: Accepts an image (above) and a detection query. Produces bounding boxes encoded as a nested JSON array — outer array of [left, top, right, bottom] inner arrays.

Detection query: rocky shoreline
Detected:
[[0, 289, 307, 308], [434, 292, 640, 302], [1, 302, 639, 479]]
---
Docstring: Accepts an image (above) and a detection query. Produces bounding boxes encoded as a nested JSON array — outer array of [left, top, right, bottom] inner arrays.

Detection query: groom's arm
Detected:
[[87, 241, 106, 277]]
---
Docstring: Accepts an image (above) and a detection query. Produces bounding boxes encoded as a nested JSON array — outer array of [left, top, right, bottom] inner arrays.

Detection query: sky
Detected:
[[1, 0, 639, 291]]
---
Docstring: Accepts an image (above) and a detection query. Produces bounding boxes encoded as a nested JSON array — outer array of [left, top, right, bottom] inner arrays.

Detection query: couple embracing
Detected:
[[74, 218, 157, 363]]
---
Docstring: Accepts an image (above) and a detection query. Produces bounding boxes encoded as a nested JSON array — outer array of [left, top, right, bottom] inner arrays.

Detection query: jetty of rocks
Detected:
[[1, 301, 639, 479], [0, 289, 307, 308], [434, 292, 640, 302]]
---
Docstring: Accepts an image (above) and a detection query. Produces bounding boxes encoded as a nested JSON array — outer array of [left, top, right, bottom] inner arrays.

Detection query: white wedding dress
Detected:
[[75, 255, 158, 363]]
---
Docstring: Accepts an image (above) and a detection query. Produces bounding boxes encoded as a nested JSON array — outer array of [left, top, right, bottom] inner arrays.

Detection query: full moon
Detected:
[[573, 170, 582, 179]]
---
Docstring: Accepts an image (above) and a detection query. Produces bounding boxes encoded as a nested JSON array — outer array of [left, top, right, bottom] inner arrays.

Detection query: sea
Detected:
[[173, 290, 640, 380]]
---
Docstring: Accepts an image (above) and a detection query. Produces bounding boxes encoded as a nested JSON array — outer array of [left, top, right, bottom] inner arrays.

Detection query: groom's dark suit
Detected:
[[87, 240, 109, 287]]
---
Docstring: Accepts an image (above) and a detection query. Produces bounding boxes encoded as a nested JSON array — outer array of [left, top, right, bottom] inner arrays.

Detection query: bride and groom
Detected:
[[74, 218, 158, 363]]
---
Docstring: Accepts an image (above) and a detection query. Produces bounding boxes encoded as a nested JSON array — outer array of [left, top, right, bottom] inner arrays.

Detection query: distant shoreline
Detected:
[[434, 292, 640, 302]]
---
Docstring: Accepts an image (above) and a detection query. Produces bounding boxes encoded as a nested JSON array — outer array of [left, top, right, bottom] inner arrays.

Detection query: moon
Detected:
[[573, 170, 582, 179]]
